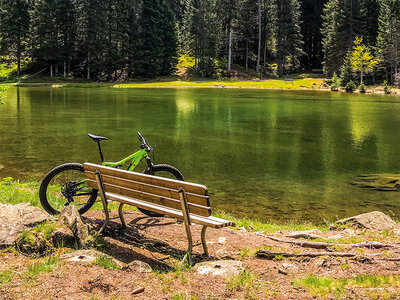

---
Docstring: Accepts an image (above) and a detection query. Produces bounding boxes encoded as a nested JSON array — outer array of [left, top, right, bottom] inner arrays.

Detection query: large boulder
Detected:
[[59, 206, 90, 247], [335, 211, 399, 231], [0, 203, 50, 247]]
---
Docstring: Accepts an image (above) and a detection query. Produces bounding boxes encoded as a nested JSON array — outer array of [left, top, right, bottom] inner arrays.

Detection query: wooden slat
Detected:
[[83, 163, 208, 196], [106, 193, 235, 228], [84, 171, 210, 207], [86, 179, 211, 217]]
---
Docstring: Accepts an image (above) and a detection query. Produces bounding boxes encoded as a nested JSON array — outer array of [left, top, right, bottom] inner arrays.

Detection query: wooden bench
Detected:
[[83, 163, 235, 257]]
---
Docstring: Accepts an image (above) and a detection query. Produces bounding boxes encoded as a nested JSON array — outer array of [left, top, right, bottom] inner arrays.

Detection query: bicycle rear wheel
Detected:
[[39, 163, 98, 215], [139, 164, 185, 217]]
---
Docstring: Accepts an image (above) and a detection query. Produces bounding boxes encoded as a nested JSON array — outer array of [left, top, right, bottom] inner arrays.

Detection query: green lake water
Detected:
[[0, 86, 399, 223]]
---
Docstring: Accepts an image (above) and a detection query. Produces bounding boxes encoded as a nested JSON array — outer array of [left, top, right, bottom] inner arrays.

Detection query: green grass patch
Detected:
[[0, 269, 14, 285], [293, 274, 400, 298], [26, 256, 59, 278], [213, 210, 329, 233], [0, 177, 41, 207], [227, 269, 261, 299], [114, 78, 326, 90], [94, 256, 119, 270]]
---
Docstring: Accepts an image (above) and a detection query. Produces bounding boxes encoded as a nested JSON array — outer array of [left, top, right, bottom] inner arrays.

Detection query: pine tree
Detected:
[[321, 0, 367, 75], [0, 0, 31, 75], [275, 0, 304, 76], [377, 0, 400, 82]]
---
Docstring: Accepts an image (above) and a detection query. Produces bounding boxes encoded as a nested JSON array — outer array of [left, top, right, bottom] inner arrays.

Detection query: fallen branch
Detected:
[[256, 250, 356, 259], [265, 236, 398, 249]]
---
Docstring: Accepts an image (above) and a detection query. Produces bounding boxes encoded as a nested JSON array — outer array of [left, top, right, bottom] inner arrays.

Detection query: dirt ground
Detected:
[[1, 210, 399, 299]]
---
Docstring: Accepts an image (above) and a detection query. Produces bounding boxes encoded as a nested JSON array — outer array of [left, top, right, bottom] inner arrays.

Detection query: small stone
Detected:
[[218, 237, 227, 244], [278, 268, 288, 275], [194, 260, 244, 278], [124, 260, 152, 273], [329, 229, 357, 240], [132, 287, 145, 294]]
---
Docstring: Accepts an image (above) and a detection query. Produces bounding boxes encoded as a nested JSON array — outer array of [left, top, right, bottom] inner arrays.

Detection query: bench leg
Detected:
[[201, 226, 209, 256], [179, 187, 193, 262], [118, 203, 126, 229], [95, 170, 109, 234]]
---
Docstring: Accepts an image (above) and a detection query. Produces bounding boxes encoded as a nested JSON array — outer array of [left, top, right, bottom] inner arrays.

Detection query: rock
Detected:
[[286, 229, 324, 240], [335, 211, 399, 231], [123, 260, 152, 273], [59, 206, 90, 247], [0, 203, 50, 247], [278, 268, 288, 275], [50, 226, 77, 248], [60, 249, 126, 268], [329, 229, 357, 240], [194, 260, 244, 278], [218, 237, 227, 244]]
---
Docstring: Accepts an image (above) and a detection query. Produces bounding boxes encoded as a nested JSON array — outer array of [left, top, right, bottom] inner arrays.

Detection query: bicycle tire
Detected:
[[139, 164, 185, 217], [39, 163, 98, 215]]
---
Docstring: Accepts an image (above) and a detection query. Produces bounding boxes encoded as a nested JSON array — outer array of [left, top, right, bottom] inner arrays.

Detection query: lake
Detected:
[[0, 86, 399, 223]]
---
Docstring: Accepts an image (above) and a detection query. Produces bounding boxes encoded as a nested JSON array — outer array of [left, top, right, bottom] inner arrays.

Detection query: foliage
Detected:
[[358, 82, 366, 93], [350, 37, 379, 83], [383, 80, 392, 94], [330, 72, 340, 91], [340, 51, 354, 86], [345, 80, 356, 92], [94, 256, 119, 270], [176, 55, 196, 79]]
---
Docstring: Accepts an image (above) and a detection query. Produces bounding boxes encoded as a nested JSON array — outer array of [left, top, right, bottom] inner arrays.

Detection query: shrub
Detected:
[[345, 80, 356, 92], [383, 80, 392, 94], [330, 72, 340, 91], [359, 83, 366, 93]]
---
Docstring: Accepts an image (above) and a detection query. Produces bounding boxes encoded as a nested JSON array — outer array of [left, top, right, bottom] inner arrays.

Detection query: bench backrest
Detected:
[[83, 163, 211, 217]]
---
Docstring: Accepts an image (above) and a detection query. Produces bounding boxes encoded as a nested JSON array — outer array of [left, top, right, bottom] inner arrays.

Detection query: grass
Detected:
[[227, 269, 262, 300], [0, 269, 14, 285], [114, 77, 326, 90], [26, 256, 59, 278], [293, 274, 400, 298], [94, 256, 119, 270], [213, 210, 330, 233]]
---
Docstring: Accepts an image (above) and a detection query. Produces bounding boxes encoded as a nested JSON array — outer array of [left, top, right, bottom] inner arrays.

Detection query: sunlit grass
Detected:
[[213, 210, 330, 233], [115, 78, 326, 90], [94, 256, 119, 270], [26, 256, 59, 278], [293, 274, 400, 298], [0, 269, 14, 285]]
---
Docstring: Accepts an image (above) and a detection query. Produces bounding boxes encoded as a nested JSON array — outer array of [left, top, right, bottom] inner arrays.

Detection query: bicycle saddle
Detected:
[[88, 133, 108, 142]]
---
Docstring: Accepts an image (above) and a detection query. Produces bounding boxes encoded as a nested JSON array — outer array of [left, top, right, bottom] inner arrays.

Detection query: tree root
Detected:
[[257, 249, 356, 259], [265, 236, 399, 249]]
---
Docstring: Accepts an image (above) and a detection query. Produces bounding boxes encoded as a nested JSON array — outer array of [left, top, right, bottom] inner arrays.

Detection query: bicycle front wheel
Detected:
[[139, 164, 185, 217], [39, 163, 98, 215]]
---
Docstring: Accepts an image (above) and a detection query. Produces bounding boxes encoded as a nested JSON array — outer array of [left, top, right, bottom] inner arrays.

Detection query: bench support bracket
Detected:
[[118, 203, 126, 228], [179, 187, 193, 261], [95, 170, 109, 234], [201, 226, 209, 256]]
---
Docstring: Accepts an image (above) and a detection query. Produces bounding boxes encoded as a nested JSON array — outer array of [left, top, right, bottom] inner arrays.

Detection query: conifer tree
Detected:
[[275, 0, 303, 76], [0, 0, 31, 75]]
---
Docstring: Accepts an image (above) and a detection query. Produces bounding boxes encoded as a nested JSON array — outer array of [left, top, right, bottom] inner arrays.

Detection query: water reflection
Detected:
[[0, 87, 399, 222]]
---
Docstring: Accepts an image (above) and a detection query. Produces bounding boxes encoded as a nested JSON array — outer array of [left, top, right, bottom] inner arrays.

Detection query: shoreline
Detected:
[[1, 79, 399, 95]]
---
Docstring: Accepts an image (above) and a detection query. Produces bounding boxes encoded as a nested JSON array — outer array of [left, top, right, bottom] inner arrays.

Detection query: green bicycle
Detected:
[[39, 132, 185, 216]]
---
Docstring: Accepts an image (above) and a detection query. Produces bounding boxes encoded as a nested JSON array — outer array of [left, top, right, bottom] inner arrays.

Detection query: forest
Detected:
[[0, 0, 399, 85]]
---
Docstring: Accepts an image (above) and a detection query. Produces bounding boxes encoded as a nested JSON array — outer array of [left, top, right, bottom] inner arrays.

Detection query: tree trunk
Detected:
[[64, 61, 67, 77], [87, 52, 90, 80], [360, 69, 363, 83], [256, 0, 261, 74], [227, 27, 232, 72], [246, 41, 249, 72], [50, 65, 53, 77]]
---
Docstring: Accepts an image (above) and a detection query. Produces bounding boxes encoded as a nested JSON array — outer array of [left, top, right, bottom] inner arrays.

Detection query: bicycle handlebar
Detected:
[[137, 131, 153, 153]]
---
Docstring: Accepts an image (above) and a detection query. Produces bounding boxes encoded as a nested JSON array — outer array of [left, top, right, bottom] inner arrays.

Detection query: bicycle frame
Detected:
[[101, 148, 152, 172]]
